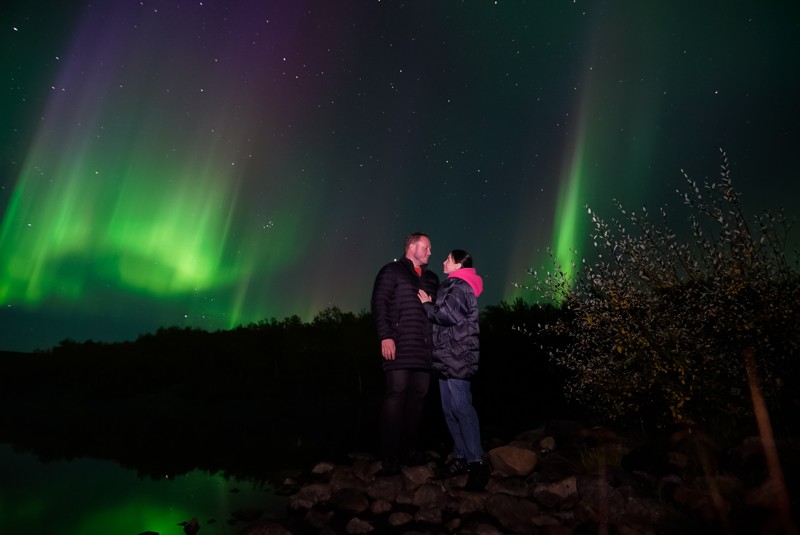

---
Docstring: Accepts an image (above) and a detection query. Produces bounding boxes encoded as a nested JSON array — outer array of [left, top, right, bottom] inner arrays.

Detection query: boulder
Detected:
[[531, 475, 578, 508], [388, 511, 414, 527], [332, 487, 370, 514], [238, 520, 293, 535], [488, 445, 538, 477], [344, 517, 374, 534], [484, 492, 539, 534], [288, 482, 331, 510]]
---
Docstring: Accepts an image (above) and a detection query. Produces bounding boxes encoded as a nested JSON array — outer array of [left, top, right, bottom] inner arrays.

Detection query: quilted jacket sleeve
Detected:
[[371, 263, 397, 341]]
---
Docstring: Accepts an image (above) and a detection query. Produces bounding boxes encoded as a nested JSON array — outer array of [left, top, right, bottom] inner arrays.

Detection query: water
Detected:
[[0, 443, 288, 535]]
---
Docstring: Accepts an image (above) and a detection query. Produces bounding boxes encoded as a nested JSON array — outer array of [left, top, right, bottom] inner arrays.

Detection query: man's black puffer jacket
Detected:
[[423, 277, 480, 380], [371, 257, 440, 372]]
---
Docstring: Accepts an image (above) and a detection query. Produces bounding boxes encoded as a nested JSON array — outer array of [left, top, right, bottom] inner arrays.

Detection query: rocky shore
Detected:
[[228, 420, 795, 535]]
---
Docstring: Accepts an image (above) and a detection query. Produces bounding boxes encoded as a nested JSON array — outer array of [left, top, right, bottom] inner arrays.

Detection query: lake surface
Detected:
[[0, 443, 287, 534]]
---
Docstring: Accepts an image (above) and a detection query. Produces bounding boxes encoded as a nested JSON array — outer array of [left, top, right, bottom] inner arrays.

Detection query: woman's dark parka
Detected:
[[422, 268, 483, 380], [371, 257, 440, 371]]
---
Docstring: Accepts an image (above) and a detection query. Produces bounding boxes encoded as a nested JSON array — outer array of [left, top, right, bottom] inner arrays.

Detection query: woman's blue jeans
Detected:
[[439, 378, 483, 462]]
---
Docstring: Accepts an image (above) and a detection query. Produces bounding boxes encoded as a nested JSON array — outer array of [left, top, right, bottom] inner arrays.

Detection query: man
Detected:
[[371, 232, 440, 474]]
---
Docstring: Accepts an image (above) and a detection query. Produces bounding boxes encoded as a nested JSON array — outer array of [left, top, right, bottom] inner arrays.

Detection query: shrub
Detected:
[[522, 150, 800, 429]]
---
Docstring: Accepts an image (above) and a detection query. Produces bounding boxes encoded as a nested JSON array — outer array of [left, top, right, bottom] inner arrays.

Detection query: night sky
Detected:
[[2, 1, 799, 352]]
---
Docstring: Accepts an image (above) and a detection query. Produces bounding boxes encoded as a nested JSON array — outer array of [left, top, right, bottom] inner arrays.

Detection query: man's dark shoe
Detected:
[[462, 461, 489, 491], [440, 457, 468, 478], [400, 450, 428, 467]]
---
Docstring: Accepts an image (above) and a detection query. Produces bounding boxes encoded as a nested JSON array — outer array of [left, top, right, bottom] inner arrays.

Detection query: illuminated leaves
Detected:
[[524, 151, 800, 427]]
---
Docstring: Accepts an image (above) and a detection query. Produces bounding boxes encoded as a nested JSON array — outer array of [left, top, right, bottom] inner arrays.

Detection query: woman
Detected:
[[418, 249, 489, 491]]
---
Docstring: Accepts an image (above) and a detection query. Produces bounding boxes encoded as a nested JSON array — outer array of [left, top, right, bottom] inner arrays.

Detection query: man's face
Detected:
[[408, 236, 432, 267]]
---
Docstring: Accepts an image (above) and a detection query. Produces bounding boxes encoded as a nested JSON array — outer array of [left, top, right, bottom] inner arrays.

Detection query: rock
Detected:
[[305, 509, 335, 529], [179, 517, 199, 535], [508, 438, 536, 450], [332, 487, 370, 514], [618, 495, 669, 528], [487, 445, 538, 476], [486, 475, 528, 497], [531, 475, 578, 508], [288, 482, 331, 510], [349, 459, 379, 481], [444, 517, 462, 532], [395, 487, 416, 505], [311, 461, 336, 475], [276, 476, 301, 496], [239, 520, 293, 535], [448, 487, 486, 515], [484, 492, 540, 534], [365, 474, 402, 502], [575, 468, 651, 524], [329, 465, 365, 492], [369, 498, 392, 514], [412, 482, 446, 509], [346, 451, 377, 462], [415, 504, 443, 524], [345, 517, 374, 533], [472, 523, 505, 535], [539, 435, 556, 454], [276, 422, 788, 534], [388, 511, 414, 526], [402, 463, 435, 489], [515, 427, 547, 443], [531, 513, 560, 527], [535, 451, 579, 482]]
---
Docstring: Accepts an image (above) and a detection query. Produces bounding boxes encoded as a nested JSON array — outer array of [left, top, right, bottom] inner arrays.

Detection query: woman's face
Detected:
[[442, 254, 462, 274]]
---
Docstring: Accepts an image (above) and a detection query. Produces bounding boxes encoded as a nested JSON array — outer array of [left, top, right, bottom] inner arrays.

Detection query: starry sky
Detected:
[[2, 1, 799, 353]]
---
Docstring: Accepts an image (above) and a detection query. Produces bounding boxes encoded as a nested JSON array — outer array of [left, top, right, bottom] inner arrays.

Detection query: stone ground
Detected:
[[221, 420, 798, 534]]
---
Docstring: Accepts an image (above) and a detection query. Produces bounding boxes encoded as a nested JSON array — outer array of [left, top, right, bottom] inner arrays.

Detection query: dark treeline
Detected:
[[0, 300, 584, 480]]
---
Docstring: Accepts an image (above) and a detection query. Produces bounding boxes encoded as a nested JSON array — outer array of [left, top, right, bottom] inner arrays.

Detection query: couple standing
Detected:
[[370, 232, 489, 491]]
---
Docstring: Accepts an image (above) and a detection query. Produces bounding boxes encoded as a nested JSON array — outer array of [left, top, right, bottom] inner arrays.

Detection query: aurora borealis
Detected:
[[2, 1, 799, 352]]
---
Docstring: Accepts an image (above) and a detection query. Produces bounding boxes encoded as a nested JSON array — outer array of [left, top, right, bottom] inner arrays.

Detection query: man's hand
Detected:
[[381, 339, 396, 360]]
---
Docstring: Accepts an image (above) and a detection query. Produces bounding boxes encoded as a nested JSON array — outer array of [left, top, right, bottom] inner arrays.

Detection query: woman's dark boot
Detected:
[[440, 457, 468, 478], [463, 460, 489, 491]]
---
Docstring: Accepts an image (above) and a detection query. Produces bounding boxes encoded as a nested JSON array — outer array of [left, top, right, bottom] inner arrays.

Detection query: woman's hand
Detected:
[[418, 289, 432, 303]]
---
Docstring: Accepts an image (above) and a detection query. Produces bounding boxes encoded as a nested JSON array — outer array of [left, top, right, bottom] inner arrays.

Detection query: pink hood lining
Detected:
[[448, 267, 483, 297]]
